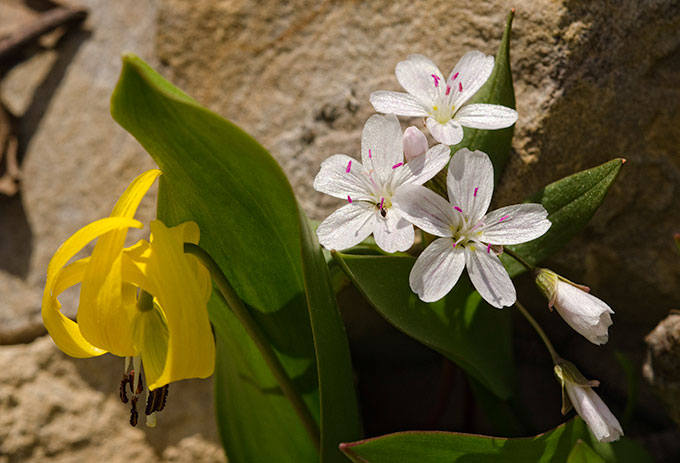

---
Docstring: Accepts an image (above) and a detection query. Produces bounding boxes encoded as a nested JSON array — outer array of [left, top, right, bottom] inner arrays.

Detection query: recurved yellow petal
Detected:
[[42, 216, 142, 358], [168, 221, 213, 303], [128, 220, 215, 389], [132, 302, 169, 391], [77, 170, 161, 357]]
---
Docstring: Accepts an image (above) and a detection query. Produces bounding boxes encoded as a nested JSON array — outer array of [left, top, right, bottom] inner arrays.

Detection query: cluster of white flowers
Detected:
[[313, 50, 622, 443]]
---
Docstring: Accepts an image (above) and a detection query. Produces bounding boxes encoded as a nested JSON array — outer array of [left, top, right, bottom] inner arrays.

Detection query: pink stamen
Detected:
[[431, 74, 440, 87], [347, 195, 352, 203], [451, 72, 459, 80], [346, 160, 352, 173], [486, 244, 491, 254], [445, 85, 451, 96], [392, 162, 403, 169], [452, 242, 457, 248], [473, 187, 478, 197], [380, 197, 385, 209], [458, 82, 463, 92], [368, 149, 372, 159], [454, 206, 463, 213], [499, 215, 510, 222]]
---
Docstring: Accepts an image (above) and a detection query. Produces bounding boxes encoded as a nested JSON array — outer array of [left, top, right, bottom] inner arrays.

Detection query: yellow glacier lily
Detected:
[[42, 169, 215, 426]]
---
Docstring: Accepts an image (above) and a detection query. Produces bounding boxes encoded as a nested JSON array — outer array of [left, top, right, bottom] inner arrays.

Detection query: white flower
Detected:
[[536, 269, 614, 345], [402, 126, 429, 162], [392, 148, 551, 307], [314, 114, 450, 253], [555, 361, 623, 443], [370, 52, 518, 145]]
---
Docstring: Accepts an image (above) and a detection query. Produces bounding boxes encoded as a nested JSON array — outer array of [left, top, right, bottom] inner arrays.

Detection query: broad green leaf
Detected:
[[298, 207, 362, 462], [502, 158, 625, 277], [332, 253, 515, 399], [112, 54, 363, 462], [568, 440, 607, 463], [430, 9, 515, 194], [339, 418, 652, 463]]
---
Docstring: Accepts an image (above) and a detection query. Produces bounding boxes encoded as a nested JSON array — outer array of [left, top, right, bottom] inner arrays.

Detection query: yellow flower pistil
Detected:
[[41, 169, 215, 427]]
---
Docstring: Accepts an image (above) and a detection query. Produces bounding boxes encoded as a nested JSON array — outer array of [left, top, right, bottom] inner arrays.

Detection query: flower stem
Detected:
[[503, 247, 534, 272], [184, 243, 321, 451], [514, 299, 561, 365]]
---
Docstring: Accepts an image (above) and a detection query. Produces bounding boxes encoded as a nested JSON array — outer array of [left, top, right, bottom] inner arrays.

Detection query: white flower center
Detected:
[[428, 73, 464, 124]]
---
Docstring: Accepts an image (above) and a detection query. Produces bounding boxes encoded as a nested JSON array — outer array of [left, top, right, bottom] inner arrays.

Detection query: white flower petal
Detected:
[[391, 144, 450, 187], [370, 91, 429, 118], [392, 184, 456, 237], [409, 238, 465, 303], [480, 203, 551, 245], [465, 247, 516, 308], [554, 281, 614, 345], [361, 114, 404, 183], [426, 117, 463, 145], [447, 149, 494, 224], [316, 202, 377, 251], [448, 51, 494, 108], [402, 126, 430, 162], [373, 210, 415, 253], [455, 104, 518, 129], [395, 54, 444, 107], [565, 384, 623, 443], [313, 154, 374, 201]]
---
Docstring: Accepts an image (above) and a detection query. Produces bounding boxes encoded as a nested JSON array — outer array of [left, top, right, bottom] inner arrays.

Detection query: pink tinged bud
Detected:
[[451, 72, 459, 80], [392, 162, 403, 169], [458, 82, 463, 92], [499, 215, 510, 222], [347, 195, 352, 203], [565, 383, 623, 443], [445, 85, 451, 96], [473, 187, 478, 197], [402, 126, 429, 162], [454, 206, 462, 213], [552, 279, 614, 345], [431, 74, 440, 87], [346, 160, 352, 173]]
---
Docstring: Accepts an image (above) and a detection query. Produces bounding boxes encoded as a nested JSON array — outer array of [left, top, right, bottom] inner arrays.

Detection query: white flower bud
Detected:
[[554, 361, 623, 443], [536, 269, 614, 345], [402, 126, 429, 162]]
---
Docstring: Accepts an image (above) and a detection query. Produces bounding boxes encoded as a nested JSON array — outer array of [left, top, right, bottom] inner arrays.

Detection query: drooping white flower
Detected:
[[370, 52, 518, 145], [314, 114, 450, 253], [555, 361, 623, 443], [536, 269, 614, 345], [402, 126, 429, 162], [392, 148, 550, 307]]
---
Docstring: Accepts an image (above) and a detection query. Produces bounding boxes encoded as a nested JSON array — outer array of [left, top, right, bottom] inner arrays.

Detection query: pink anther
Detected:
[[486, 244, 491, 254], [346, 160, 352, 173], [458, 82, 463, 92], [347, 195, 352, 203], [499, 215, 510, 222], [454, 206, 463, 213], [368, 149, 372, 159], [451, 72, 459, 80], [392, 162, 403, 169], [473, 187, 478, 197], [445, 85, 451, 96], [431, 74, 440, 87], [379, 197, 385, 209]]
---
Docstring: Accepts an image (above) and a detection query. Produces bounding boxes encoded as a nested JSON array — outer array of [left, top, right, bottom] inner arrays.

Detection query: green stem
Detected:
[[184, 243, 321, 451], [503, 247, 534, 272], [514, 299, 561, 365]]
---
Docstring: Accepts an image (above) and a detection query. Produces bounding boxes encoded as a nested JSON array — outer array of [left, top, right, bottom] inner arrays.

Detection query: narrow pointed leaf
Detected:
[[502, 159, 625, 277], [298, 207, 362, 462], [340, 418, 652, 463], [333, 252, 515, 399]]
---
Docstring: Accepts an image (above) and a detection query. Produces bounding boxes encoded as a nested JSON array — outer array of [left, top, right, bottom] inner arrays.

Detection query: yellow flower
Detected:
[[41, 169, 215, 426]]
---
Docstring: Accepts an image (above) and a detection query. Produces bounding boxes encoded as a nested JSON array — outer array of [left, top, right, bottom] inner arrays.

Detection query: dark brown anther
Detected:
[[145, 385, 169, 415], [130, 396, 139, 427], [128, 370, 144, 395], [119, 374, 130, 404]]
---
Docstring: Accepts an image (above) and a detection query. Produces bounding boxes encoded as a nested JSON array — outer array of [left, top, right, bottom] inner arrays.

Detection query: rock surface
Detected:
[[2, 0, 680, 461], [644, 313, 680, 424]]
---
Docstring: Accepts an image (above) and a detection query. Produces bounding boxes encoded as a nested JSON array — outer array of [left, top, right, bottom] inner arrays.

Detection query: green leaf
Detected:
[[298, 208, 363, 462], [568, 440, 607, 463], [339, 418, 652, 463], [430, 9, 515, 193], [332, 253, 515, 399], [502, 158, 625, 277], [112, 54, 360, 462]]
